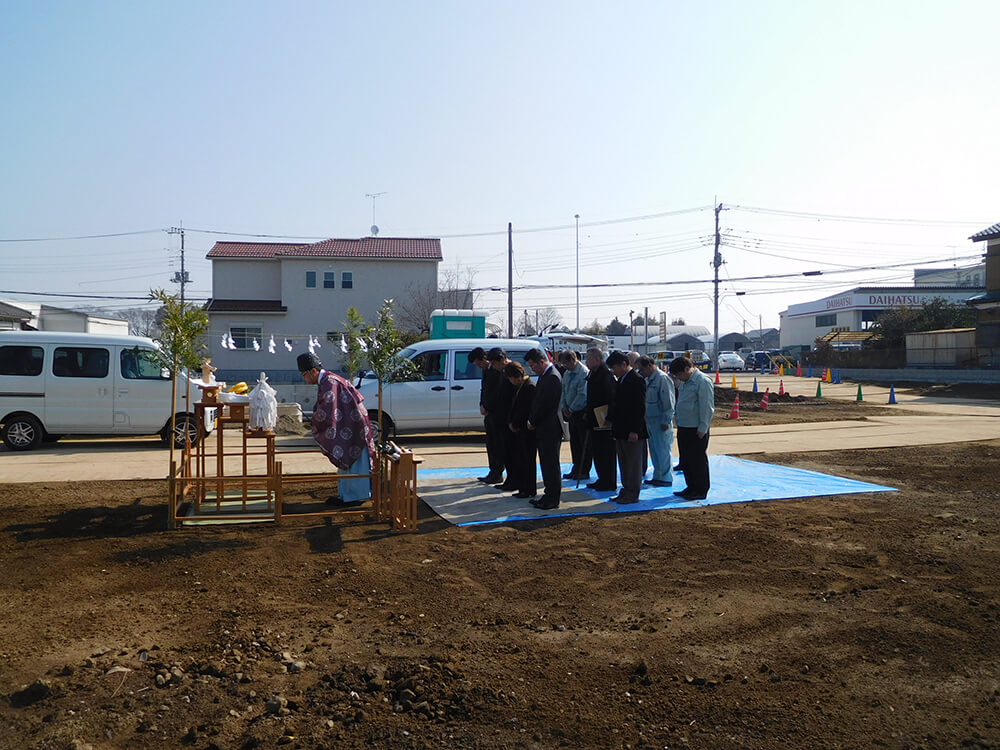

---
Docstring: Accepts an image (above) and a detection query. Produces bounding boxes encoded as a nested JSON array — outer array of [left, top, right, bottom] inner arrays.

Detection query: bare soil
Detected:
[[1, 440, 998, 749]]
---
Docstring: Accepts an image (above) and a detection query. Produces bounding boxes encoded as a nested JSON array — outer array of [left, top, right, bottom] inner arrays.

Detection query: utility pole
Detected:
[[644, 305, 649, 354], [574, 213, 580, 331], [713, 203, 723, 368], [168, 225, 188, 305], [507, 223, 513, 338]]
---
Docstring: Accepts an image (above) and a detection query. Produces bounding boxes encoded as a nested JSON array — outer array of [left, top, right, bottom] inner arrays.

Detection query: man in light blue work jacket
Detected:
[[558, 349, 591, 480], [637, 355, 675, 486]]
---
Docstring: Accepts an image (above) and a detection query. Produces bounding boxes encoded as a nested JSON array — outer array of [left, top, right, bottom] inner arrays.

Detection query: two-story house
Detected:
[[205, 237, 442, 397]]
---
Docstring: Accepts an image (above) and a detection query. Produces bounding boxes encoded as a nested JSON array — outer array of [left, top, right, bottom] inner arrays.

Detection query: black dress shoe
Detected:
[[586, 482, 616, 491], [530, 496, 560, 510], [684, 493, 707, 501], [513, 491, 536, 499], [478, 474, 502, 483], [673, 489, 692, 498], [494, 483, 517, 491], [673, 465, 684, 473], [562, 472, 575, 479], [610, 495, 639, 504]]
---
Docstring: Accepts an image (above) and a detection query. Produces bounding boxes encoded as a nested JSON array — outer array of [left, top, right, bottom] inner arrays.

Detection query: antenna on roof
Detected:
[[365, 192, 386, 236]]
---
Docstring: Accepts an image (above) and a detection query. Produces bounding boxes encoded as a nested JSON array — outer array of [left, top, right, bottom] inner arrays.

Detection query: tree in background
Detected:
[[364, 299, 417, 440], [870, 296, 976, 350], [605, 317, 628, 336], [516, 306, 563, 336], [632, 314, 646, 326], [148, 289, 208, 372], [581, 319, 604, 336], [396, 265, 479, 334], [339, 306, 366, 380], [670, 317, 686, 326], [121, 306, 162, 337]]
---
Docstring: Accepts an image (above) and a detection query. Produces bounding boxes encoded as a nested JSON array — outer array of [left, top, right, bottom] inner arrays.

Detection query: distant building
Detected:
[[967, 223, 1000, 362], [744, 328, 780, 350], [779, 286, 980, 350], [914, 262, 985, 288], [0, 299, 127, 334], [204, 237, 442, 392]]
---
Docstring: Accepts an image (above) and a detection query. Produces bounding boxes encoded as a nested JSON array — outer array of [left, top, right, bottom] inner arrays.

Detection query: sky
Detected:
[[1, 0, 997, 339]]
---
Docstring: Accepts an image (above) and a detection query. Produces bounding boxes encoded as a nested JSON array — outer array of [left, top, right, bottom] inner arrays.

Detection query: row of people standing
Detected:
[[470, 347, 563, 510], [584, 348, 715, 502], [471, 345, 715, 508]]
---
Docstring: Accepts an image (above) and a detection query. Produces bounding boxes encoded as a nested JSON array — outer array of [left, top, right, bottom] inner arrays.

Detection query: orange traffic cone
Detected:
[[728, 393, 740, 419], [715, 369, 721, 385], [761, 388, 770, 411], [778, 379, 785, 395]]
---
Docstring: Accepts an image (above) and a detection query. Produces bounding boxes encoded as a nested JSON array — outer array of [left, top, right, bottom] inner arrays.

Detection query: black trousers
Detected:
[[484, 415, 506, 479], [590, 428, 617, 489], [676, 427, 710, 496], [535, 423, 562, 501], [567, 410, 592, 478], [508, 429, 537, 495]]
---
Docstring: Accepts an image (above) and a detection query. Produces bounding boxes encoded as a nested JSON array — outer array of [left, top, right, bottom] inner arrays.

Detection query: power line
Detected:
[[730, 204, 989, 226], [0, 229, 163, 243]]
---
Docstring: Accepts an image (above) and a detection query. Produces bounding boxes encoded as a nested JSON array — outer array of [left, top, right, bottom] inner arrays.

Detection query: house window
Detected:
[[816, 313, 837, 327], [305, 271, 316, 288], [342, 272, 353, 289], [324, 272, 336, 289], [230, 326, 262, 350]]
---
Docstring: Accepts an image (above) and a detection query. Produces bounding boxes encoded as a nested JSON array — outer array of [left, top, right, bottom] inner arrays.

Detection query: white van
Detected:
[[356, 338, 548, 434], [0, 331, 214, 451]]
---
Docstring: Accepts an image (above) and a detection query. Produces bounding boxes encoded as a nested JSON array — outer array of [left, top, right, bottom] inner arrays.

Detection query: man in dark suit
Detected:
[[487, 347, 517, 491], [584, 347, 617, 491], [469, 347, 504, 484], [606, 350, 647, 503], [525, 348, 563, 509]]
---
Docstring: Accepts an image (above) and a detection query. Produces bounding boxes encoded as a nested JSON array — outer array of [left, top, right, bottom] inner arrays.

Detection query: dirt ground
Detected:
[[2, 422, 999, 750]]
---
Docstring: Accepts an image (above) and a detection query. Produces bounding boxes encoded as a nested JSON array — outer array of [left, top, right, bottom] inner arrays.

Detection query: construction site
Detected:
[[1, 372, 997, 749]]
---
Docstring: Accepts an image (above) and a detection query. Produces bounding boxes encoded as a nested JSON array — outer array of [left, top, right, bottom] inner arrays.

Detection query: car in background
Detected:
[[717, 351, 745, 372], [744, 351, 770, 371], [356, 337, 548, 436], [0, 331, 213, 450]]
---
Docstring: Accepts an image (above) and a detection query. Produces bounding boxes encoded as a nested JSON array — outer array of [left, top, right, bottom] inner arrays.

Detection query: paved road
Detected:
[[1, 374, 997, 484]]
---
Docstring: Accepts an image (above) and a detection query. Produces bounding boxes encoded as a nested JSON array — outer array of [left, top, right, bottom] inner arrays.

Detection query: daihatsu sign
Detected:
[[788, 290, 975, 317]]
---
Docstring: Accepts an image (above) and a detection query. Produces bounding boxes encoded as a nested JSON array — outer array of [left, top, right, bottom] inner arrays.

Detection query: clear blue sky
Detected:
[[2, 0, 996, 337]]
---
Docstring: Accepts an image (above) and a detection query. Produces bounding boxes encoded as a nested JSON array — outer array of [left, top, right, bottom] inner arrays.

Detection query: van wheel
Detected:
[[163, 415, 200, 449], [367, 410, 394, 443], [2, 414, 44, 451]]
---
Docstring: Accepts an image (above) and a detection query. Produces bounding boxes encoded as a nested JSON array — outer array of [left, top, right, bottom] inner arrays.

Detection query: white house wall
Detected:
[[212, 259, 281, 298], [207, 256, 438, 400]]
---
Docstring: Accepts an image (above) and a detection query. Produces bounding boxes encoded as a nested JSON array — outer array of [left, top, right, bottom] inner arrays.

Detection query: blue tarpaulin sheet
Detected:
[[417, 455, 895, 526]]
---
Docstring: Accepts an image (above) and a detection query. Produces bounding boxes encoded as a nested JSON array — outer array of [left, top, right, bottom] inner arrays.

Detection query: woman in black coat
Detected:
[[503, 361, 537, 499]]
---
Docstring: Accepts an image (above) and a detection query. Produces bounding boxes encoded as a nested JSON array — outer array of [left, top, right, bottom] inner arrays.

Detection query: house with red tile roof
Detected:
[[204, 237, 441, 392]]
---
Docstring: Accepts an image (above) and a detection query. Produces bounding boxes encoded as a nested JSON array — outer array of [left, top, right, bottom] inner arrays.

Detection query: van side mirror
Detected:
[[161, 368, 171, 379]]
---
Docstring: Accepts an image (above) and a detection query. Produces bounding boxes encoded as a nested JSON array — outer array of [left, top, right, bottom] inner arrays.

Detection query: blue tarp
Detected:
[[417, 455, 895, 526]]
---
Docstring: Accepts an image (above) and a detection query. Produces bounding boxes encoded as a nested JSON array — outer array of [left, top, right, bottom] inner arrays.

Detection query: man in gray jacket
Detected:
[[668, 356, 714, 500], [637, 356, 675, 487], [558, 349, 591, 480]]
